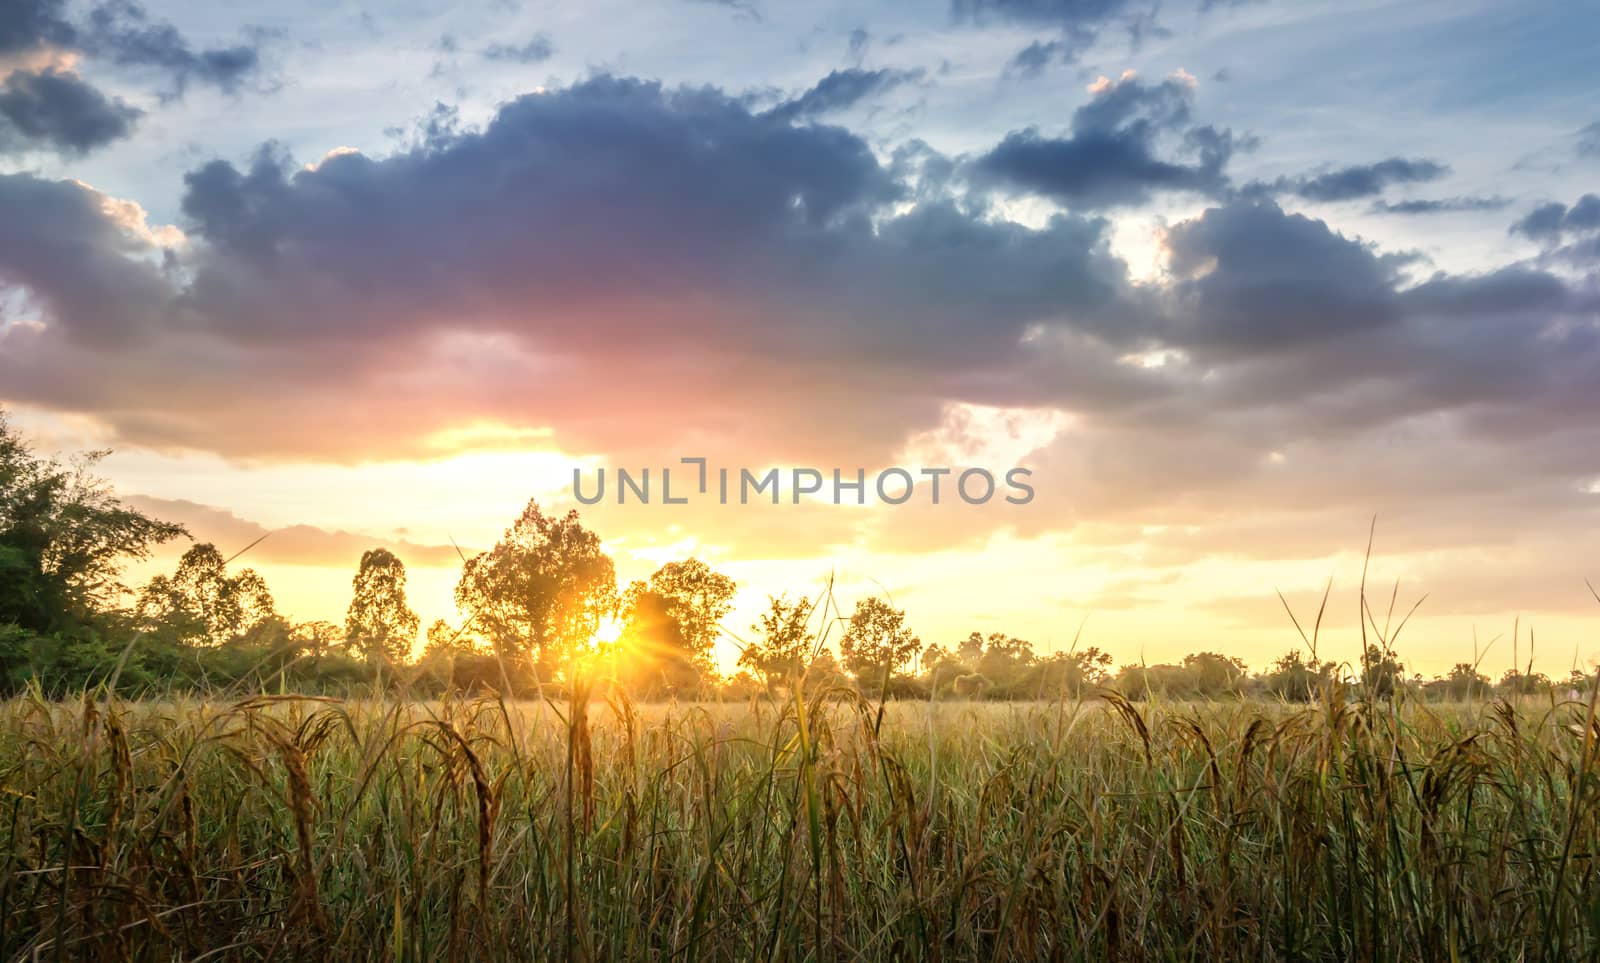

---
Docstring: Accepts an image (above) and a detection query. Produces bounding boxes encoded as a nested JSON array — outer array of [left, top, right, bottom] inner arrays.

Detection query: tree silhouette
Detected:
[[1, 410, 184, 634], [345, 549, 420, 667], [1361, 645, 1404, 700], [839, 596, 921, 683], [737, 592, 816, 690], [454, 499, 615, 680], [293, 620, 344, 657], [625, 558, 736, 672], [137, 543, 278, 646], [617, 590, 701, 698], [1262, 650, 1335, 701]]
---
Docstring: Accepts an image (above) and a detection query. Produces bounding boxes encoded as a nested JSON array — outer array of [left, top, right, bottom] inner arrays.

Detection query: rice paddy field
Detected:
[[2, 687, 1598, 961]]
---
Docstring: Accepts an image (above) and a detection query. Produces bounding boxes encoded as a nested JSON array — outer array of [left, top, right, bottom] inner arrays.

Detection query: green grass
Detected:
[[1, 686, 1598, 960]]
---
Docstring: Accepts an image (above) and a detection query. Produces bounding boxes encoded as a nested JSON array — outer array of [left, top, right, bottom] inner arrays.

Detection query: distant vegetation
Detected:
[[1, 409, 1593, 703]]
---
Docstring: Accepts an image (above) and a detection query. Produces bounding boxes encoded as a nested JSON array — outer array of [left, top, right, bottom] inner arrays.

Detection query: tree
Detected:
[[454, 499, 616, 678], [1029, 647, 1113, 699], [1361, 645, 1405, 700], [956, 631, 985, 669], [345, 549, 420, 667], [616, 590, 701, 698], [293, 620, 345, 657], [1182, 651, 1248, 696], [0, 410, 184, 633], [737, 593, 817, 690], [626, 558, 736, 672], [929, 631, 1039, 697], [977, 633, 1035, 684], [839, 597, 921, 684], [1442, 662, 1489, 701], [424, 618, 472, 655], [137, 543, 278, 646], [1262, 650, 1336, 702], [1498, 668, 1550, 696]]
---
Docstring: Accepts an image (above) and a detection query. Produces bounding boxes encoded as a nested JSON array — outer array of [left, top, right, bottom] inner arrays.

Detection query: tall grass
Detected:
[[1, 680, 1597, 960]]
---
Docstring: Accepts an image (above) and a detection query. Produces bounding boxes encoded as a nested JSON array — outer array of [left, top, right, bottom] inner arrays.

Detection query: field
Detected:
[[2, 688, 1598, 961]]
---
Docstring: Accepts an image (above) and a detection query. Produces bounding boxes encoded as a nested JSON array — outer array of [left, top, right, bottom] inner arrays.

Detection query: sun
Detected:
[[593, 613, 624, 646]]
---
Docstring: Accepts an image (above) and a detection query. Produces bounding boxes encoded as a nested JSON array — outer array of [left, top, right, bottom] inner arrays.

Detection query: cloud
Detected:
[[953, 0, 1149, 63], [0, 0, 266, 156], [972, 73, 1241, 209], [956, 0, 1251, 67], [82, 1, 264, 97], [124, 496, 465, 568], [482, 33, 555, 64], [1264, 157, 1449, 203], [0, 66, 141, 154], [766, 67, 922, 122], [1510, 194, 1600, 244], [1578, 121, 1600, 159], [1, 76, 1597, 576], [1369, 196, 1509, 215], [1159, 199, 1406, 354], [846, 28, 870, 63], [1004, 40, 1065, 78], [681, 0, 762, 20], [0, 76, 1142, 466], [0, 172, 177, 343], [0, 0, 78, 56]]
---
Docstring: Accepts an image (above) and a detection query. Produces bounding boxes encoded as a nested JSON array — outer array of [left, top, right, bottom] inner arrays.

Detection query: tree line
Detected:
[[0, 411, 1590, 700]]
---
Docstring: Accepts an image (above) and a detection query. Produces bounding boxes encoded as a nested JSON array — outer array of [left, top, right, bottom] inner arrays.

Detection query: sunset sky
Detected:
[[2, 0, 1599, 677]]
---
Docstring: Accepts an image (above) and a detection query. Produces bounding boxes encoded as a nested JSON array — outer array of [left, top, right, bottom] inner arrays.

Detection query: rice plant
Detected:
[[1, 677, 1597, 960]]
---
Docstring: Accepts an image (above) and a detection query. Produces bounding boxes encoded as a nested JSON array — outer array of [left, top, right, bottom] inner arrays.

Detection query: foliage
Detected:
[[623, 558, 736, 672], [1113, 653, 1248, 700], [1362, 643, 1406, 700], [0, 410, 184, 634], [454, 499, 616, 679], [1261, 649, 1338, 701], [611, 590, 703, 698], [345, 548, 421, 666], [737, 592, 817, 689], [838, 596, 921, 685], [136, 542, 281, 647]]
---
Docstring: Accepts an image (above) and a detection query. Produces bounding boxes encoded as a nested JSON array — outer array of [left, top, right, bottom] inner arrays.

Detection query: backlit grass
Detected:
[[1, 685, 1597, 960]]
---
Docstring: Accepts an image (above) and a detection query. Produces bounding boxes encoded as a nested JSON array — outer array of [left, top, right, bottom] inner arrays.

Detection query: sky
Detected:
[[2, 0, 1599, 678]]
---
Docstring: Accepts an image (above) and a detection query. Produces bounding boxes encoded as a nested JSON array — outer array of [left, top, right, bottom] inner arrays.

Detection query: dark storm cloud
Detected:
[[1369, 196, 1509, 215], [766, 67, 922, 122], [1265, 157, 1449, 203], [481, 33, 555, 64], [973, 74, 1241, 208], [0, 67, 141, 154]]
